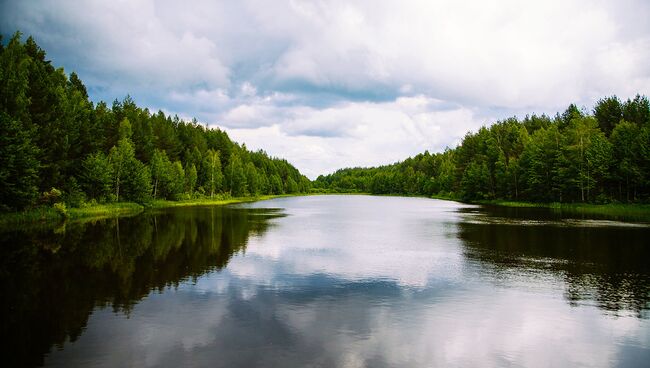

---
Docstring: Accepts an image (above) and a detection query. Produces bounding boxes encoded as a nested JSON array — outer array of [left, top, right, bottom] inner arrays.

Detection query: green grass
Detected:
[[430, 193, 461, 201], [315, 192, 650, 220], [475, 199, 650, 220], [146, 194, 304, 209], [68, 202, 145, 219], [4, 193, 650, 227], [474, 200, 549, 208], [0, 206, 62, 226], [0, 194, 310, 227], [0, 202, 145, 228]]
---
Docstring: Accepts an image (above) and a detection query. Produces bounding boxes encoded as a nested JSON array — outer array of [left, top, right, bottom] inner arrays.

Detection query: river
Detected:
[[2, 195, 649, 367]]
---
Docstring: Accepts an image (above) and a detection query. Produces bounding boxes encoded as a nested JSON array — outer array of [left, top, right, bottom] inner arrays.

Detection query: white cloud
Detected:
[[224, 96, 484, 178]]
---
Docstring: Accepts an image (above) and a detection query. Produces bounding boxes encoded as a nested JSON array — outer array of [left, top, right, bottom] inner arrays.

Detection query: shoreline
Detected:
[[2, 193, 649, 227], [311, 193, 650, 220], [473, 199, 650, 219], [0, 194, 306, 228]]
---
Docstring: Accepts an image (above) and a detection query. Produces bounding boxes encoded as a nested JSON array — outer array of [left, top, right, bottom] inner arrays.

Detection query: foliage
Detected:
[[40, 187, 63, 205], [0, 33, 310, 211], [53, 202, 68, 218], [316, 100, 650, 203], [81, 152, 113, 200]]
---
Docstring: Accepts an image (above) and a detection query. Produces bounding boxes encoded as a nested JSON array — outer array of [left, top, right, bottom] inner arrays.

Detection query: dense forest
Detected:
[[0, 33, 310, 212], [2, 32, 650, 212], [314, 96, 650, 203]]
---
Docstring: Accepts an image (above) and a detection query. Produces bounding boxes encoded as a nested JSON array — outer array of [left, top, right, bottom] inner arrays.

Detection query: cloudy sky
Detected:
[[2, 0, 649, 178]]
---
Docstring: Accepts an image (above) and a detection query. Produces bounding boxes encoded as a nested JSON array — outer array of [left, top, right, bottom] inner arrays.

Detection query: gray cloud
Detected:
[[2, 0, 649, 177]]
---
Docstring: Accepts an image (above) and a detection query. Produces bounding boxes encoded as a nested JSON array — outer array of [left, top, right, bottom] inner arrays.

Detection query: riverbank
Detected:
[[474, 199, 650, 220], [0, 194, 305, 227], [312, 192, 650, 220], [325, 192, 650, 219], [3, 193, 649, 227]]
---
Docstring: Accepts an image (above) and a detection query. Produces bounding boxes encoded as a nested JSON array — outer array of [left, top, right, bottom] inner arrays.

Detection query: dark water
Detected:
[[2, 195, 649, 367]]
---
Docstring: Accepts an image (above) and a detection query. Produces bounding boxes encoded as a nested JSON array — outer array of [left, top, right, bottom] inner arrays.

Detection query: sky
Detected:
[[1, 0, 649, 178]]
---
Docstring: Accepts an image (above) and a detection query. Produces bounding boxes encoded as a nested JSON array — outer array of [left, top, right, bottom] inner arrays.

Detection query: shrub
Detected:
[[63, 177, 86, 208], [40, 188, 63, 205], [53, 202, 69, 219]]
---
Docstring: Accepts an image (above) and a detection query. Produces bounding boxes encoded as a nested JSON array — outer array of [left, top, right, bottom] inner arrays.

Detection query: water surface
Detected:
[[2, 195, 649, 367]]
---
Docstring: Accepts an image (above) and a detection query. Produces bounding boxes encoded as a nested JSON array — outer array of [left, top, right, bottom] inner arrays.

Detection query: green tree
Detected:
[[622, 95, 650, 127], [285, 176, 299, 194], [120, 159, 152, 203], [0, 33, 40, 210], [0, 112, 40, 210], [564, 116, 601, 201], [170, 161, 185, 197], [594, 96, 622, 136], [0, 35, 312, 210], [519, 126, 562, 201], [585, 132, 612, 200], [270, 174, 284, 195], [109, 138, 133, 202], [226, 152, 246, 196], [80, 152, 112, 200], [461, 161, 491, 200], [186, 164, 197, 197], [245, 162, 259, 195], [610, 121, 642, 201], [202, 149, 223, 198], [150, 149, 173, 199]]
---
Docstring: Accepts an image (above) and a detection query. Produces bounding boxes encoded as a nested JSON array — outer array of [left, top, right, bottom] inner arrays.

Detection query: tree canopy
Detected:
[[0, 33, 310, 211], [315, 97, 650, 203]]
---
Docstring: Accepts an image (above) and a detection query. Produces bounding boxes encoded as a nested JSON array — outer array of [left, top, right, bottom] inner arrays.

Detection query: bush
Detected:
[[40, 188, 63, 205], [53, 202, 69, 219], [174, 193, 191, 201], [63, 177, 86, 208], [594, 193, 612, 204]]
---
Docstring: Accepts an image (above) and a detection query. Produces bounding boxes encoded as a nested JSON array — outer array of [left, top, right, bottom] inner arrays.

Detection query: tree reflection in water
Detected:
[[0, 206, 284, 367], [457, 206, 650, 319]]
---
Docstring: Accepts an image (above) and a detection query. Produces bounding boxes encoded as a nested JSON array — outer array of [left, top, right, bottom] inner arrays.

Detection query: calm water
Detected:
[[2, 195, 650, 367]]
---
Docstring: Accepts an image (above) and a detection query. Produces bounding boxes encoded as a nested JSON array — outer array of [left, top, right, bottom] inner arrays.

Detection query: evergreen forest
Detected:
[[2, 32, 650, 213], [314, 96, 650, 203], [0, 33, 310, 212]]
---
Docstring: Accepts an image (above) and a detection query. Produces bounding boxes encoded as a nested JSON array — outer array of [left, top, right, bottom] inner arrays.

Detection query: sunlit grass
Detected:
[[69, 202, 144, 218], [476, 200, 650, 220], [0, 194, 312, 227]]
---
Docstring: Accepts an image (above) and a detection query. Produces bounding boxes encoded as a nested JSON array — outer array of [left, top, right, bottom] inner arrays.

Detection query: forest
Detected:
[[2, 32, 650, 213], [314, 96, 650, 203], [0, 33, 310, 212]]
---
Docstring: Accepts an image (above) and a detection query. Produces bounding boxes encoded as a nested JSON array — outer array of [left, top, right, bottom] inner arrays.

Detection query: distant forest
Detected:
[[0, 33, 310, 211], [315, 96, 650, 203]]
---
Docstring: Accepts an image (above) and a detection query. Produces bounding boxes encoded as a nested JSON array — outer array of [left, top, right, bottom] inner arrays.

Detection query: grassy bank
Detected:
[[0, 194, 307, 227], [0, 202, 145, 227], [146, 194, 307, 209], [308, 192, 650, 220], [475, 199, 650, 220], [4, 193, 649, 227]]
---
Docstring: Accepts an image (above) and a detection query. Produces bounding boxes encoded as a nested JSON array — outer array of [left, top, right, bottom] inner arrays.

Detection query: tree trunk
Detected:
[[580, 136, 584, 202], [116, 175, 120, 202], [210, 154, 215, 199], [586, 164, 590, 201], [514, 170, 518, 199]]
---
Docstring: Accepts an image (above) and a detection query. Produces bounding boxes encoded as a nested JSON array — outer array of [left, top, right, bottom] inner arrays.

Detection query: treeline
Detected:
[[0, 33, 310, 211], [314, 96, 650, 203]]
